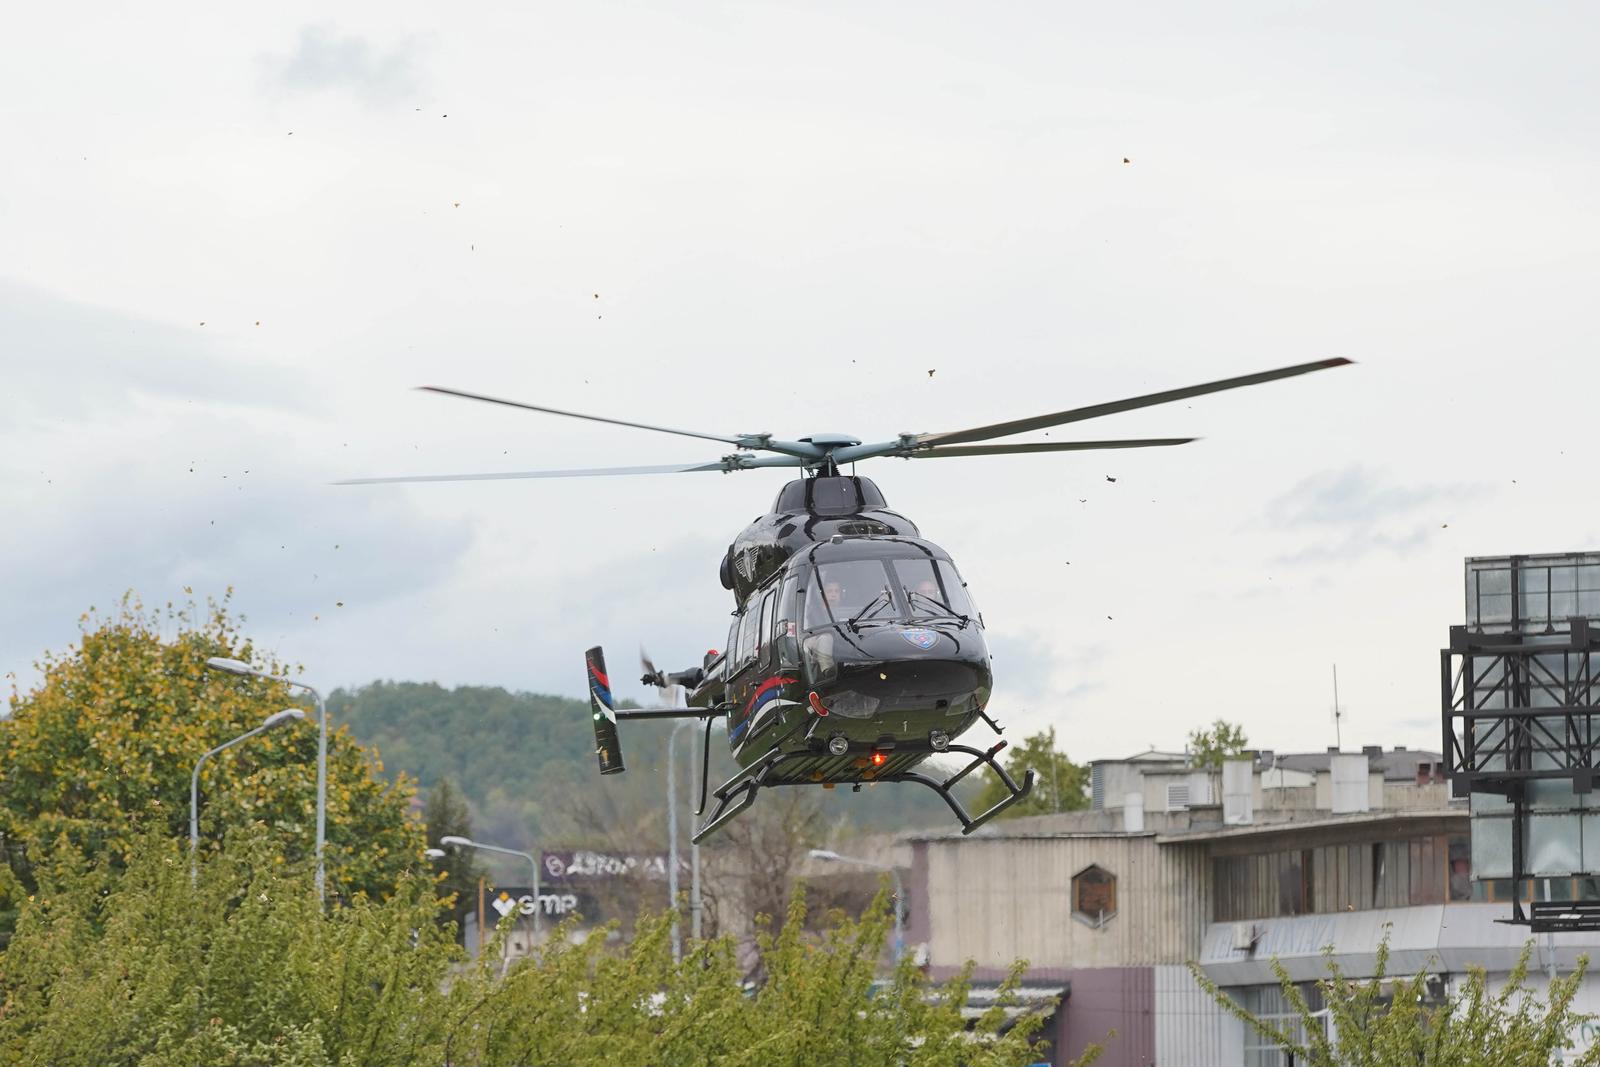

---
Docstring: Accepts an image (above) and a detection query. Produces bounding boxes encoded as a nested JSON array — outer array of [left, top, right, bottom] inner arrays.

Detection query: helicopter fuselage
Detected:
[[691, 476, 991, 786]]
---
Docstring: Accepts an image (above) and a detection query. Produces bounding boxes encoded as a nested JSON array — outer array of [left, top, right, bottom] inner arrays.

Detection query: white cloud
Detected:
[[265, 25, 425, 106]]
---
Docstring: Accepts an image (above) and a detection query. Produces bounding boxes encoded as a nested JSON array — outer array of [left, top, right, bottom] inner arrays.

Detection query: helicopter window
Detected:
[[775, 576, 802, 669], [805, 560, 896, 629], [778, 575, 800, 632], [737, 600, 760, 665], [756, 591, 775, 659], [893, 559, 974, 621]]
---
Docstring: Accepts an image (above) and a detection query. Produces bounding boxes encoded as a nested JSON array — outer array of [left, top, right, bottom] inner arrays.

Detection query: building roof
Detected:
[[1091, 749, 1188, 765], [1088, 745, 1444, 782], [1154, 808, 1467, 845], [1261, 747, 1443, 782]]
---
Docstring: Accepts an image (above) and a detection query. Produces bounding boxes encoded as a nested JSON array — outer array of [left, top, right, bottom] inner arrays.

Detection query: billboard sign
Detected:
[[541, 849, 681, 883]]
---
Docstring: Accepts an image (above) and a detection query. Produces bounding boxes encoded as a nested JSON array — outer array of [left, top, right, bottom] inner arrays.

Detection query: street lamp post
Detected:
[[440, 836, 541, 942], [189, 708, 307, 885], [810, 848, 905, 962], [207, 657, 328, 904], [667, 716, 702, 961]]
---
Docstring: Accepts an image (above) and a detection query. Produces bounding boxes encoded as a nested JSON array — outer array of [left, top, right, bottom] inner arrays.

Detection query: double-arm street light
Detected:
[[440, 835, 542, 941], [189, 708, 307, 885], [206, 657, 328, 904], [810, 848, 905, 961]]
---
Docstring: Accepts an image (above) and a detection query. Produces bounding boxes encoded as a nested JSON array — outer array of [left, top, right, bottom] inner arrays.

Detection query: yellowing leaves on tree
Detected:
[[0, 595, 424, 923]]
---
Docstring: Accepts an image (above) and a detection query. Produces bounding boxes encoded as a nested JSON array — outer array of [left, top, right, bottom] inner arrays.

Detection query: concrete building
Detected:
[[904, 746, 1600, 1067]]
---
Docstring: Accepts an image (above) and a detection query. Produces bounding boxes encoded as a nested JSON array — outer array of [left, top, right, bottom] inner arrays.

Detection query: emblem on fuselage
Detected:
[[899, 628, 939, 650]]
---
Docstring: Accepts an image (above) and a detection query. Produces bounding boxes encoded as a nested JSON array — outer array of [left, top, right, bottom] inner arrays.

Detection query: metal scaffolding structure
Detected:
[[1444, 617, 1600, 929]]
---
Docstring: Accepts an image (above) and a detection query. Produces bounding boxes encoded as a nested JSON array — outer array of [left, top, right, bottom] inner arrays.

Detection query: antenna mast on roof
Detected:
[[1332, 663, 1342, 752]]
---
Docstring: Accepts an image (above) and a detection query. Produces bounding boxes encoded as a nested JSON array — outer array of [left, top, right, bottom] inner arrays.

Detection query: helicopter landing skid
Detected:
[[888, 741, 1037, 836], [690, 739, 1036, 844], [692, 749, 802, 844]]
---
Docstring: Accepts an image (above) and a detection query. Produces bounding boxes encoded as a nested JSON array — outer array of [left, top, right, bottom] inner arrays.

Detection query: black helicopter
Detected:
[[344, 357, 1350, 842]]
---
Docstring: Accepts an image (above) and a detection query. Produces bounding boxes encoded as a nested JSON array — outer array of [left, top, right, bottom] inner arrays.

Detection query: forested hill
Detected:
[[330, 681, 973, 852]]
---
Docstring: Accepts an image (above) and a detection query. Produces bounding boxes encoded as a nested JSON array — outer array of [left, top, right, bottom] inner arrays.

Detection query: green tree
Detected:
[[0, 827, 1098, 1066], [423, 777, 482, 932], [1187, 718, 1249, 770], [1189, 937, 1599, 1065], [0, 596, 423, 905], [973, 728, 1090, 819]]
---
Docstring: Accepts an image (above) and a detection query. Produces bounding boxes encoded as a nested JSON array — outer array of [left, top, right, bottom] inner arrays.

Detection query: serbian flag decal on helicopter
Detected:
[[899, 628, 939, 650], [731, 675, 797, 743]]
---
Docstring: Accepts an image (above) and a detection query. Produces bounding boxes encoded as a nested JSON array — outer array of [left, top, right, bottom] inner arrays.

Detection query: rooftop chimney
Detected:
[[1363, 745, 1382, 758], [1331, 754, 1371, 814]]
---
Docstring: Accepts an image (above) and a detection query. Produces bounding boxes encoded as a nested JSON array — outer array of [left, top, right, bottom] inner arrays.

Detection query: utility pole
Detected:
[[477, 876, 486, 961], [1049, 724, 1061, 813]]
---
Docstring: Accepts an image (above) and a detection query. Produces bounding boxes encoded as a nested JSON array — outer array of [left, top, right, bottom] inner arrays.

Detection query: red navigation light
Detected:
[[809, 691, 830, 717], [870, 751, 887, 767]]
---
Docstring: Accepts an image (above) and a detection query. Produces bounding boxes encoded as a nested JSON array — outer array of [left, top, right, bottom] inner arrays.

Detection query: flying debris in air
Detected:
[[1105, 475, 1117, 483], [928, 369, 936, 378]]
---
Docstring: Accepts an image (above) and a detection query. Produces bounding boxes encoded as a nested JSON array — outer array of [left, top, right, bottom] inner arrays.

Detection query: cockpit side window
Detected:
[[775, 575, 802, 668]]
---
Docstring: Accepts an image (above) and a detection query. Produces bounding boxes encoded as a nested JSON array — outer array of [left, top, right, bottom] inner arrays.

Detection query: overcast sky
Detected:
[[5, 2, 1598, 762]]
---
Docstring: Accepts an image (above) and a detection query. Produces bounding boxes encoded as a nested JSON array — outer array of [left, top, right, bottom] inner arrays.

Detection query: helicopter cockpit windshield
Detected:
[[803, 557, 974, 630]]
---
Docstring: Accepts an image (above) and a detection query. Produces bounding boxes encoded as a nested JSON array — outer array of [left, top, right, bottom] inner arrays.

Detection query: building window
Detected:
[[1213, 834, 1463, 922], [1232, 984, 1327, 1067], [1072, 865, 1117, 926]]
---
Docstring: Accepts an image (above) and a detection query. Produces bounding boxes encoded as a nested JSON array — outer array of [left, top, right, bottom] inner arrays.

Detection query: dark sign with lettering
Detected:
[[541, 849, 681, 883]]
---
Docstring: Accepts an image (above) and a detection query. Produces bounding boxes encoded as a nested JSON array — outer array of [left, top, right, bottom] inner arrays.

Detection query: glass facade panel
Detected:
[[1471, 816, 1514, 879], [1528, 813, 1584, 874]]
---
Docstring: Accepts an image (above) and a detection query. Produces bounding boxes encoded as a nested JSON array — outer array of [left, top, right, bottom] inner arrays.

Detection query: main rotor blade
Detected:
[[418, 386, 746, 447], [917, 358, 1352, 448], [335, 461, 730, 485], [911, 438, 1196, 458]]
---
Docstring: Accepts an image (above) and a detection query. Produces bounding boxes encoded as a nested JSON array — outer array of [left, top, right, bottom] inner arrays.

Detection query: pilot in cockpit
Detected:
[[909, 577, 942, 610]]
